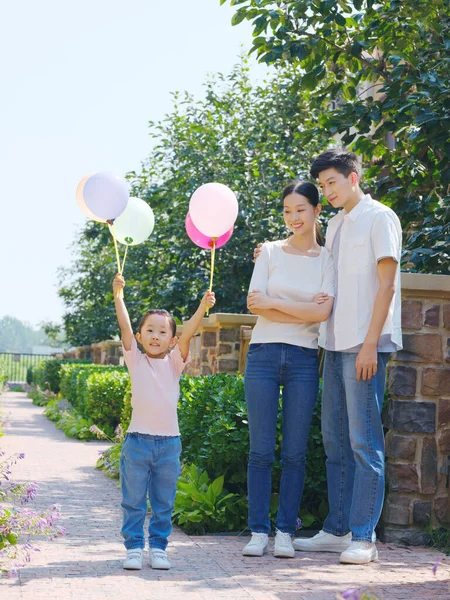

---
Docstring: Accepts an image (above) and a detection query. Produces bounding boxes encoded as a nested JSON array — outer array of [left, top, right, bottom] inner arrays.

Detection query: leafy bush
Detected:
[[59, 363, 126, 418], [28, 387, 55, 407], [173, 464, 246, 534], [30, 358, 91, 394], [43, 397, 96, 440], [84, 370, 129, 436]]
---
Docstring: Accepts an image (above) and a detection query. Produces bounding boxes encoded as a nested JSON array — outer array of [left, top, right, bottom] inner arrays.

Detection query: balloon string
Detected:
[[108, 221, 123, 299], [121, 244, 128, 274], [206, 239, 216, 316]]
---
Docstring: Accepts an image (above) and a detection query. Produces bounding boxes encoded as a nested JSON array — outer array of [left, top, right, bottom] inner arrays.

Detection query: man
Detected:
[[293, 149, 402, 564]]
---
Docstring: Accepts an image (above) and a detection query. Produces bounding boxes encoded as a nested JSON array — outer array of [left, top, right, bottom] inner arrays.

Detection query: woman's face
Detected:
[[283, 193, 320, 236]]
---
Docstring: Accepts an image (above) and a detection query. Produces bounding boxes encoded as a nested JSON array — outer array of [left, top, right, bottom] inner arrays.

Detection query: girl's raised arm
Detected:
[[113, 274, 134, 351]]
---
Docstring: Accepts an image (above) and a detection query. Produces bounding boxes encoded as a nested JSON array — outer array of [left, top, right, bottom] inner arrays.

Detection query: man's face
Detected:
[[318, 168, 356, 210]]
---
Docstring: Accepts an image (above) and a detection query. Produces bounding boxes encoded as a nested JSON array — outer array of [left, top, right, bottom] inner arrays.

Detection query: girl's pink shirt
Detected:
[[122, 337, 189, 435]]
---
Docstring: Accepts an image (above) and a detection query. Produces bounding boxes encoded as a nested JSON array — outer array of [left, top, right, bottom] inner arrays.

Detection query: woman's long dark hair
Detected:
[[281, 181, 324, 246]]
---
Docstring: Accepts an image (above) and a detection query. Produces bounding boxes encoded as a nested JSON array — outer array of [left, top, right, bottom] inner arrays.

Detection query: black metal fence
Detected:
[[0, 353, 54, 384]]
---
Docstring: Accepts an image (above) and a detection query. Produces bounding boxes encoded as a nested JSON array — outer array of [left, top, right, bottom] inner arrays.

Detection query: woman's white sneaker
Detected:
[[293, 530, 352, 553], [340, 541, 378, 564], [123, 548, 143, 569], [150, 548, 171, 570], [242, 532, 269, 556], [274, 529, 295, 558]]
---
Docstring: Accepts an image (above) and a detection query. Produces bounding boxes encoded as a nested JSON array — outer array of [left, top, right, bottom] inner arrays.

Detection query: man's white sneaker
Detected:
[[274, 529, 295, 558], [123, 548, 143, 570], [340, 541, 378, 564], [293, 530, 352, 553], [242, 532, 269, 556], [149, 548, 171, 570]]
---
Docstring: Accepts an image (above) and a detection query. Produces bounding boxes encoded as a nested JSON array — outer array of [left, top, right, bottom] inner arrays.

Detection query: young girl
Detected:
[[113, 274, 215, 570], [243, 181, 334, 559]]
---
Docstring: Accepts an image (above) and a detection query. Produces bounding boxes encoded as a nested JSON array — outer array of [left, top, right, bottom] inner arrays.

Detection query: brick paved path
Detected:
[[1, 390, 449, 600]]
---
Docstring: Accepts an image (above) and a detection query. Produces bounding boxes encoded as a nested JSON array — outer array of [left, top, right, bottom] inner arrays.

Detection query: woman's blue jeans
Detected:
[[120, 433, 181, 550], [321, 350, 390, 543], [244, 342, 319, 535]]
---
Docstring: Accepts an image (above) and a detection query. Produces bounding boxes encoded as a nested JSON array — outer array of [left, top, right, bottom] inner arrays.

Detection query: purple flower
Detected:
[[432, 560, 441, 575], [342, 589, 360, 600], [296, 517, 302, 529]]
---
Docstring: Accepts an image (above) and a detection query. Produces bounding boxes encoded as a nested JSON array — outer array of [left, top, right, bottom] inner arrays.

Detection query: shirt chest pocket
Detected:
[[347, 236, 371, 273]]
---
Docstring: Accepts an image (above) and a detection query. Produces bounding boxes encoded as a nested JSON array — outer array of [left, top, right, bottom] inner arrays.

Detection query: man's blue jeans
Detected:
[[120, 433, 181, 550], [244, 342, 319, 535], [321, 351, 390, 543]]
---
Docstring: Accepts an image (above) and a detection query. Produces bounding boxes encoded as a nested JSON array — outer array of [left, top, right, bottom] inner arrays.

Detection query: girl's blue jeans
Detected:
[[120, 433, 181, 551], [244, 342, 319, 535], [321, 350, 390, 543]]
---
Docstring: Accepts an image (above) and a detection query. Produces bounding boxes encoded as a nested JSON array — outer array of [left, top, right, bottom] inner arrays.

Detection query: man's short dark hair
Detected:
[[310, 149, 362, 180]]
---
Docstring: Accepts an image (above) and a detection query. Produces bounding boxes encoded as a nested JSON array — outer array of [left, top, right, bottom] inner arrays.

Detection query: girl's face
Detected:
[[283, 193, 320, 236], [136, 313, 176, 358]]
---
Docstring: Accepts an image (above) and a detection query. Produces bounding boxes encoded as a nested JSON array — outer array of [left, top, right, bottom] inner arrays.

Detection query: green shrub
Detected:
[[84, 370, 129, 436], [173, 464, 246, 534], [28, 387, 54, 407], [96, 443, 122, 479], [26, 366, 33, 385]]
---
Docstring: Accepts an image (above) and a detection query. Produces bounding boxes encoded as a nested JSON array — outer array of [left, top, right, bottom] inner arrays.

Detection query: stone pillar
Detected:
[[182, 314, 257, 376], [382, 273, 450, 545]]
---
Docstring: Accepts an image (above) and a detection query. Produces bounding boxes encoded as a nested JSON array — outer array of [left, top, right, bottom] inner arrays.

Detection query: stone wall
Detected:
[[382, 273, 450, 544]]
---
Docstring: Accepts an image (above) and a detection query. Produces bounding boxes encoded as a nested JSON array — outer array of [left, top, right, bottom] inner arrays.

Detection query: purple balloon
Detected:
[[83, 172, 129, 221], [185, 213, 233, 249]]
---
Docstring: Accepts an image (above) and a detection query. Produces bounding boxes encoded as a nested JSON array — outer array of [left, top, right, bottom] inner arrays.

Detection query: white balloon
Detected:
[[109, 197, 155, 245]]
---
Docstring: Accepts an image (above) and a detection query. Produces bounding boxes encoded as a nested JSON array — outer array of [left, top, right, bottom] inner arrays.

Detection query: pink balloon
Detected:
[[185, 213, 233, 249], [189, 182, 238, 237], [75, 173, 107, 223]]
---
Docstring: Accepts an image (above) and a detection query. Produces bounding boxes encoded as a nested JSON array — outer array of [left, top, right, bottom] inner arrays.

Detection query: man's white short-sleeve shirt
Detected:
[[320, 195, 402, 352]]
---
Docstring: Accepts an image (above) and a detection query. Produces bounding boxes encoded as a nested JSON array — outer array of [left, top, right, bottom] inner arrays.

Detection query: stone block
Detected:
[[383, 495, 411, 525], [387, 399, 435, 433], [234, 342, 240, 351], [395, 334, 442, 364], [202, 331, 217, 347], [385, 433, 417, 460], [444, 304, 450, 330], [438, 429, 450, 453], [217, 358, 239, 373], [201, 349, 208, 362], [201, 365, 212, 375], [422, 368, 450, 396], [401, 300, 423, 330], [425, 305, 440, 327], [438, 398, 450, 428], [387, 463, 419, 492], [219, 328, 239, 342], [217, 343, 233, 355], [446, 338, 450, 364], [421, 437, 437, 494], [380, 527, 431, 546], [413, 501, 432, 526], [434, 497, 449, 523], [388, 366, 417, 397]]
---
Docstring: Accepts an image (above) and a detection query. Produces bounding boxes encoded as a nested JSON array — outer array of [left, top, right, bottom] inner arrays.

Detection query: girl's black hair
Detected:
[[282, 181, 324, 246], [137, 309, 177, 337]]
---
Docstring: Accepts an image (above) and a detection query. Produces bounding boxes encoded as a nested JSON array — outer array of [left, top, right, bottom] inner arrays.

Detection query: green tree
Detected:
[[224, 0, 450, 273], [59, 60, 329, 346]]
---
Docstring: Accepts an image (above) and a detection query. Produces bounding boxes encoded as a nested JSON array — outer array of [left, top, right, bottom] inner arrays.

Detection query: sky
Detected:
[[0, 0, 266, 328]]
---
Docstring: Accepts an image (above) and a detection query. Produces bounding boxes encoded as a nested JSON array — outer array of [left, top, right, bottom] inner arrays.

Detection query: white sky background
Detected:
[[0, 0, 266, 327]]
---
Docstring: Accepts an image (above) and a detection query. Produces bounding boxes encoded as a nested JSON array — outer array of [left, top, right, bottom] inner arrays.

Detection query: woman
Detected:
[[243, 181, 334, 559]]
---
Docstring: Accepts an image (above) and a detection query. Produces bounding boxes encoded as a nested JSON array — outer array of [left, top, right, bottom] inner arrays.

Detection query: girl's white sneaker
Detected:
[[150, 548, 171, 570], [123, 548, 143, 570]]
